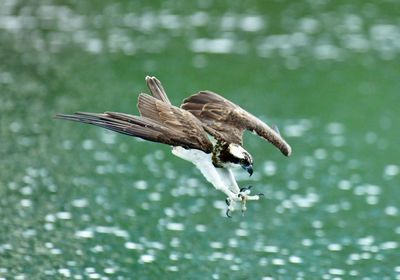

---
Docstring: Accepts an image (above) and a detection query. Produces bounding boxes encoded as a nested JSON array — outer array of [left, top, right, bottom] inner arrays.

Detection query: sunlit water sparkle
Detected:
[[1, 1, 399, 279]]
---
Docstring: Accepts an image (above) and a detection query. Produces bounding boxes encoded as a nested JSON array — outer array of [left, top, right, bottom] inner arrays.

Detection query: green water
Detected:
[[1, 1, 399, 279]]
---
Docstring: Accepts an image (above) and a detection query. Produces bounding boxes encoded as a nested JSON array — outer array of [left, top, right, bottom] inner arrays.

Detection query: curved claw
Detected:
[[226, 209, 232, 218], [240, 185, 253, 192], [258, 193, 264, 197], [225, 198, 231, 206]]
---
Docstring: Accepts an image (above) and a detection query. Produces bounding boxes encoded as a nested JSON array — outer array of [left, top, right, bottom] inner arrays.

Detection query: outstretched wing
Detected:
[[137, 93, 213, 152], [56, 94, 213, 153], [181, 91, 292, 156]]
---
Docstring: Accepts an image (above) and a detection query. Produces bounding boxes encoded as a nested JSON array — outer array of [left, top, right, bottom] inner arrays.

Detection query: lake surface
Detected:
[[1, 1, 399, 279]]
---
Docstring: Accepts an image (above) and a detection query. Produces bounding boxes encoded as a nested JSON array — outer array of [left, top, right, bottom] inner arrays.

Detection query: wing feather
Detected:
[[138, 93, 213, 153], [181, 91, 292, 156], [55, 112, 169, 143], [56, 93, 214, 153], [145, 76, 171, 105]]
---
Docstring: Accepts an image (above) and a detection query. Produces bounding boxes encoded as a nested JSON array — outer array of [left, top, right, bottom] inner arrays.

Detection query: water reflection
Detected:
[[1, 1, 400, 279], [2, 3, 400, 62]]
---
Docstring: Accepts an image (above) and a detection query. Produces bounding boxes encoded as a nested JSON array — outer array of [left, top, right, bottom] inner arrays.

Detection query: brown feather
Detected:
[[181, 91, 292, 156], [55, 87, 214, 153], [55, 112, 170, 144], [146, 76, 171, 105], [137, 93, 213, 153]]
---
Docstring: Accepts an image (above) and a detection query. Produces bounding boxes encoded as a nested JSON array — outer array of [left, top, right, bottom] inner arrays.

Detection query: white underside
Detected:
[[172, 146, 240, 196], [172, 146, 261, 213]]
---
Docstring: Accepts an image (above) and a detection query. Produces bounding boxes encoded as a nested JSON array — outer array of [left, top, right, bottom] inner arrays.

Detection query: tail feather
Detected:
[[55, 112, 169, 144]]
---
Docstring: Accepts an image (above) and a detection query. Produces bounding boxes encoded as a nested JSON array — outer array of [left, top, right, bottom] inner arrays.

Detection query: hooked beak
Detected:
[[242, 164, 253, 176]]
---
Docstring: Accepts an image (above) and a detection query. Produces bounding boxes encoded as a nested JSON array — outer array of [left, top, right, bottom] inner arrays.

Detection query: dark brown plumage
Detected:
[[56, 76, 291, 159], [56, 77, 214, 153], [181, 91, 292, 156], [137, 93, 213, 152], [145, 75, 171, 105]]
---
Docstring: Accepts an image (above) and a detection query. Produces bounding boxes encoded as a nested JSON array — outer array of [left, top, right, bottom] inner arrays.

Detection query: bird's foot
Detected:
[[225, 186, 264, 217]]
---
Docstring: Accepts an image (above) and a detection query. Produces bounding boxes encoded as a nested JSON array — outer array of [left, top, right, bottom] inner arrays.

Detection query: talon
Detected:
[[258, 193, 264, 197], [226, 209, 232, 218], [225, 198, 231, 206], [240, 185, 253, 192], [238, 193, 246, 202]]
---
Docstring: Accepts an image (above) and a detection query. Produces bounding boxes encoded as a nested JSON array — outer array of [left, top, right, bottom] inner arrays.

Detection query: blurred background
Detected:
[[1, 0, 399, 279]]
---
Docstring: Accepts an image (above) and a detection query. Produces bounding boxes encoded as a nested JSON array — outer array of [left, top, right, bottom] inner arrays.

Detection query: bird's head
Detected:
[[227, 143, 253, 176]]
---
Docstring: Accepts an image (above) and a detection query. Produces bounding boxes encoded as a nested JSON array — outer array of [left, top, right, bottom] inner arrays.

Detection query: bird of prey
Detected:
[[56, 76, 291, 217]]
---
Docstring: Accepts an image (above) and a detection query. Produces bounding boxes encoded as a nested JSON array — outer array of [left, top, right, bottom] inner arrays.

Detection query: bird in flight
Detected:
[[56, 76, 291, 217]]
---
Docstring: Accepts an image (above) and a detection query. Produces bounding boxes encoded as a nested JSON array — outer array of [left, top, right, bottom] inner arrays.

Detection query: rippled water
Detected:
[[1, 1, 399, 279]]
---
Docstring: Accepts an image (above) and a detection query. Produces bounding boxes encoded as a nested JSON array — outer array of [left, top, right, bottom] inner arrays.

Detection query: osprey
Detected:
[[56, 76, 291, 217]]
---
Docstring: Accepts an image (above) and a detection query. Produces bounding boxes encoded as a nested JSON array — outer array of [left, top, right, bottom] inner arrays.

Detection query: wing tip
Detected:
[[145, 75, 153, 82], [54, 113, 79, 121], [145, 75, 172, 105], [54, 113, 66, 119], [283, 144, 292, 157]]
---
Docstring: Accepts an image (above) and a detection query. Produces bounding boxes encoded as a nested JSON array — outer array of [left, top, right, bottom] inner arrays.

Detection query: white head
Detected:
[[227, 143, 253, 175], [228, 143, 249, 159]]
